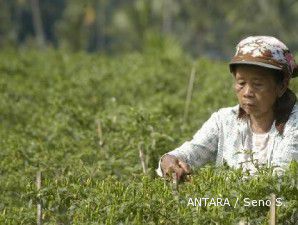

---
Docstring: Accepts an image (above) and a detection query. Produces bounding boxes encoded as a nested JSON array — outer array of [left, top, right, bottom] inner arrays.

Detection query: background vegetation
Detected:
[[0, 49, 297, 224], [1, 0, 298, 58], [1, 0, 298, 224]]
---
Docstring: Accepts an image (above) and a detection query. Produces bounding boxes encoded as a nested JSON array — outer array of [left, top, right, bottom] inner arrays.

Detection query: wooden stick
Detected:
[[269, 193, 276, 225], [36, 171, 42, 225], [238, 217, 250, 225], [138, 144, 148, 174], [96, 119, 104, 146], [238, 219, 245, 225], [183, 66, 196, 124]]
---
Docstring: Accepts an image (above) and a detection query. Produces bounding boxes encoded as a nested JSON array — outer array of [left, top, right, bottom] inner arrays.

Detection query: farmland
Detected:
[[0, 49, 297, 224]]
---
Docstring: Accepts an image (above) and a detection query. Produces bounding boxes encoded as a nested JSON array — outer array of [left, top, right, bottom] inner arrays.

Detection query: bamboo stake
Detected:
[[96, 119, 104, 146], [269, 193, 276, 225], [183, 66, 196, 124], [238, 219, 247, 225], [138, 143, 148, 174], [36, 171, 42, 225], [238, 220, 245, 225], [239, 218, 251, 225]]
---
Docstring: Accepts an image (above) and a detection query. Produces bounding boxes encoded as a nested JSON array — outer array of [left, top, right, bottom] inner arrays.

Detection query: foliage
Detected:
[[0, 49, 297, 224], [1, 0, 298, 57]]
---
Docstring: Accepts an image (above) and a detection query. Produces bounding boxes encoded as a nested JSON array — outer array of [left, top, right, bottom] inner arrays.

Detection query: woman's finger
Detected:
[[178, 160, 191, 174], [165, 164, 184, 180]]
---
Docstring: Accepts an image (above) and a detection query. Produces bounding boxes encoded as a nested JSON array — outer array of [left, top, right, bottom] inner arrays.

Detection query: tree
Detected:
[[30, 0, 46, 48]]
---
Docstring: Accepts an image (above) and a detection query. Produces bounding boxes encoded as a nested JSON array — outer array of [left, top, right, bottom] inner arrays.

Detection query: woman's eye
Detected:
[[254, 83, 263, 87], [238, 82, 245, 86]]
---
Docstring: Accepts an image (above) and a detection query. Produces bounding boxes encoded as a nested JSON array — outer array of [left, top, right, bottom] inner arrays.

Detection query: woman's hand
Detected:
[[160, 154, 191, 181]]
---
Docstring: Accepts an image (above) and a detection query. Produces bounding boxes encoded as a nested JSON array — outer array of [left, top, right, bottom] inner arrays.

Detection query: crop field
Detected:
[[0, 49, 297, 224]]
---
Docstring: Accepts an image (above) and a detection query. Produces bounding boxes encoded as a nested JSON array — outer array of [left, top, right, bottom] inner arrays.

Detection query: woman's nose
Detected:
[[243, 84, 254, 97]]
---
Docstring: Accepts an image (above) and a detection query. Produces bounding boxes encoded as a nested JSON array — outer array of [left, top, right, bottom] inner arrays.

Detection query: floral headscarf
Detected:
[[230, 36, 298, 81]]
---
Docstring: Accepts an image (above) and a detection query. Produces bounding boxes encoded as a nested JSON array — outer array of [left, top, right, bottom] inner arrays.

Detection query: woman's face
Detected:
[[234, 65, 285, 118]]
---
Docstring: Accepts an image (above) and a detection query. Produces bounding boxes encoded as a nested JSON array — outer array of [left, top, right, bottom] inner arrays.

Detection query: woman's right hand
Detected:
[[160, 154, 191, 181]]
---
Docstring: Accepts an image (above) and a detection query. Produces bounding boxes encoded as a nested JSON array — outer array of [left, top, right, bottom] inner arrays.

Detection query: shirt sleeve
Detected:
[[155, 111, 220, 177], [272, 128, 298, 176]]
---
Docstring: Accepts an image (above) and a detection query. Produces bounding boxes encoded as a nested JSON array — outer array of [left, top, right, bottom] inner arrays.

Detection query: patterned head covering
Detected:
[[230, 36, 298, 80]]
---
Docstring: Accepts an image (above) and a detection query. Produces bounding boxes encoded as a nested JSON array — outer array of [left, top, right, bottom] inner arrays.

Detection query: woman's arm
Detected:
[[156, 111, 221, 177]]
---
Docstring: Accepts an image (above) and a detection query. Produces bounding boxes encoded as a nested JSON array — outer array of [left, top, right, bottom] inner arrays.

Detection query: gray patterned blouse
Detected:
[[156, 104, 298, 176]]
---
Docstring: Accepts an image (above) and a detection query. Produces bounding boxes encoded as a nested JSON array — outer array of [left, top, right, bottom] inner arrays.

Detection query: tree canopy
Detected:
[[1, 0, 298, 58]]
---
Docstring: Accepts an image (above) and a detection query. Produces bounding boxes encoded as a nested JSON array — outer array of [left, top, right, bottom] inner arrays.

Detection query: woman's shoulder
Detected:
[[285, 103, 298, 132], [215, 104, 239, 119], [291, 103, 298, 115], [211, 104, 241, 126], [217, 104, 239, 114]]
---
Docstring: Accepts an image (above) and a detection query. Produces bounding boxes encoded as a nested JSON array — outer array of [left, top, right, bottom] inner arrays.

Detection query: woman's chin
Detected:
[[242, 105, 258, 114]]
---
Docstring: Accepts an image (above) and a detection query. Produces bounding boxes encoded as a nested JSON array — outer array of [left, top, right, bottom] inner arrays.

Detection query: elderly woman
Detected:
[[156, 36, 298, 180]]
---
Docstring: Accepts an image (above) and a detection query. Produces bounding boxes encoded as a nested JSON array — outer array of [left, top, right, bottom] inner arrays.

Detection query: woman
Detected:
[[156, 36, 298, 180]]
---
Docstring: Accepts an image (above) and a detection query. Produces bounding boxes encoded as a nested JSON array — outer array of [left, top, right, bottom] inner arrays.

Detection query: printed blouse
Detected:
[[156, 104, 298, 176]]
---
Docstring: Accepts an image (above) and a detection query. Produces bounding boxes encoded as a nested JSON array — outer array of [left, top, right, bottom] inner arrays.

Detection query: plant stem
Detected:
[[138, 143, 148, 174], [183, 65, 196, 125]]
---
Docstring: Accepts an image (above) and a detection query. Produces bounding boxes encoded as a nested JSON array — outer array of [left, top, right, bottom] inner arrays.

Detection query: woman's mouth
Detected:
[[243, 102, 256, 108], [243, 101, 255, 106]]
